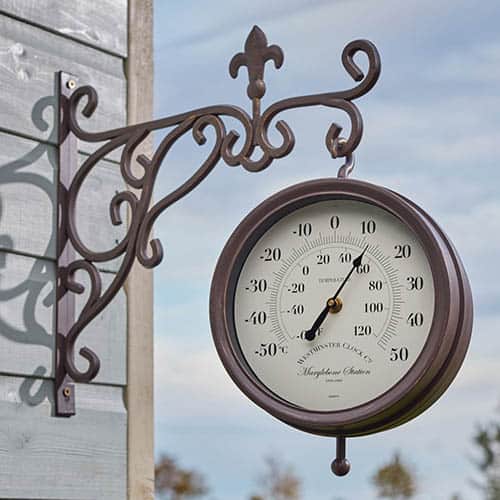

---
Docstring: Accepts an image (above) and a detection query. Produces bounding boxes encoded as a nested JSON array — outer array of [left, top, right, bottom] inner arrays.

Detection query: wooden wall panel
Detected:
[[0, 0, 134, 497], [0, 131, 56, 259], [0, 0, 128, 57], [0, 375, 126, 499], [0, 131, 126, 271], [0, 251, 127, 386], [0, 14, 126, 157], [126, 0, 155, 498]]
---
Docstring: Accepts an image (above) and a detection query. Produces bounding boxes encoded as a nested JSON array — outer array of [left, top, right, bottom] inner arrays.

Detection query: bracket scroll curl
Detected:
[[56, 26, 380, 416]]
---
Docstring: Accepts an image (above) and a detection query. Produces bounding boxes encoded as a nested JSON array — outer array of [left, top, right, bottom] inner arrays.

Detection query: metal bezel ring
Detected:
[[209, 177, 473, 437]]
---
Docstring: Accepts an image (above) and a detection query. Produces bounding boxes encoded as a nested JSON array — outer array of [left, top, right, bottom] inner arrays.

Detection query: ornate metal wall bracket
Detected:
[[56, 26, 380, 416]]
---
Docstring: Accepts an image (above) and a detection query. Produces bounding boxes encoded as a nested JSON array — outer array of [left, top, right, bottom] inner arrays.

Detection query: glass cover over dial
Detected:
[[234, 200, 435, 411]]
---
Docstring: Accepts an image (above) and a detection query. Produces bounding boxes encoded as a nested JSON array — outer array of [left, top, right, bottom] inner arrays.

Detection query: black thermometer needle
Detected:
[[304, 246, 368, 341]]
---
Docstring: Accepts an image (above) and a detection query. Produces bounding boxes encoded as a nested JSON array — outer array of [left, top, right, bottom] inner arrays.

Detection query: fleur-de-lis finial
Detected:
[[229, 25, 284, 100]]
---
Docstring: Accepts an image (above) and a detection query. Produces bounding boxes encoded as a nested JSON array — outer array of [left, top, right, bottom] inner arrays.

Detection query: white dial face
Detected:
[[234, 200, 435, 411]]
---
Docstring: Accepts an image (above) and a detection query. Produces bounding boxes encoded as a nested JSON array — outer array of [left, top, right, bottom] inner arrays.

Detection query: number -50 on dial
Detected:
[[210, 178, 472, 437]]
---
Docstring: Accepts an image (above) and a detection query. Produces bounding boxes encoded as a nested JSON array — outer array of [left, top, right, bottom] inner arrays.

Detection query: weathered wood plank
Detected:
[[126, 0, 155, 498], [0, 5, 130, 500], [0, 14, 126, 157], [0, 374, 126, 499], [0, 252, 127, 385], [0, 0, 128, 57], [0, 131, 126, 271], [0, 131, 56, 259]]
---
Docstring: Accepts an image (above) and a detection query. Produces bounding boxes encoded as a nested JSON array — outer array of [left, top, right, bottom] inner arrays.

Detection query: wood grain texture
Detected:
[[0, 14, 126, 157], [0, 252, 127, 386], [0, 374, 126, 499], [126, 0, 155, 498], [0, 131, 126, 271], [0, 6, 129, 499], [0, 0, 127, 57]]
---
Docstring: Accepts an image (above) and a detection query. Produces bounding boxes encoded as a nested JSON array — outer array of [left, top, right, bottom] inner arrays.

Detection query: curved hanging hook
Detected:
[[337, 152, 355, 178], [330, 136, 355, 178]]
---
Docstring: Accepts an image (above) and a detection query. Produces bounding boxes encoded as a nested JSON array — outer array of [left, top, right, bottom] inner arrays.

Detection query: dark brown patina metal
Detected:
[[56, 27, 381, 416], [209, 178, 473, 472], [331, 436, 350, 476], [57, 72, 79, 416]]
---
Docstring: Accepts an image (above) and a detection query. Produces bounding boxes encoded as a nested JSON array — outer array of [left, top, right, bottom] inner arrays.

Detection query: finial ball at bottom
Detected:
[[331, 458, 351, 476]]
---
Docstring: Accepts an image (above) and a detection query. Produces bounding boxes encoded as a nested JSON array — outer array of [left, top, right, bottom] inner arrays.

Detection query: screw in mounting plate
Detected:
[[66, 79, 77, 90], [63, 387, 71, 398]]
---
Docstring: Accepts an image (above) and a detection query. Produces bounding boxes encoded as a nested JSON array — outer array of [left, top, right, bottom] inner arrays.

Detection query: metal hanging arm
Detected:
[[55, 25, 381, 417]]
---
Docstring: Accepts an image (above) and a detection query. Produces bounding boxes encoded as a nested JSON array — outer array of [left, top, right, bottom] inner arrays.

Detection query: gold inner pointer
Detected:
[[328, 297, 343, 314]]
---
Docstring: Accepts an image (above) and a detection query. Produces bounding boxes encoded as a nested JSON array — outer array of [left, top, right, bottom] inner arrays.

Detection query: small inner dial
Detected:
[[234, 199, 435, 411]]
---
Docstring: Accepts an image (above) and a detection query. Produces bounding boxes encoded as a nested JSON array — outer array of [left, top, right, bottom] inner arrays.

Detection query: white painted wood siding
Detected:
[[0, 1, 130, 497]]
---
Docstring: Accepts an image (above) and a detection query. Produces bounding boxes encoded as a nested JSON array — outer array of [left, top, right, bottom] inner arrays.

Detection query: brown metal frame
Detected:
[[209, 178, 473, 474], [55, 27, 381, 416], [57, 73, 80, 416]]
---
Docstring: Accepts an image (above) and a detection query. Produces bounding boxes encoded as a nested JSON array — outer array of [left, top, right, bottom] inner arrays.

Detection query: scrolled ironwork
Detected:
[[56, 25, 380, 415]]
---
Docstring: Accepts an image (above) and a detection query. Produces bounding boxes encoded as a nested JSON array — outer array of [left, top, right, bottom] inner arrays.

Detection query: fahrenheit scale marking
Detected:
[[267, 234, 404, 352]]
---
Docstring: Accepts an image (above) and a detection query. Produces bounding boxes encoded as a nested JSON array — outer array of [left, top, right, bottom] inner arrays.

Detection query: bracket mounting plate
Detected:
[[56, 71, 78, 416]]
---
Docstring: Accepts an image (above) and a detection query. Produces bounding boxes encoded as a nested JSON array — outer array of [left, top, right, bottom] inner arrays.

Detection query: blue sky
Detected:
[[152, 1, 500, 498]]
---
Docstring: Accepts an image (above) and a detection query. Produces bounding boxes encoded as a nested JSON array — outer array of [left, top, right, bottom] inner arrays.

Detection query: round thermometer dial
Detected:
[[210, 179, 472, 437], [234, 199, 434, 412]]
